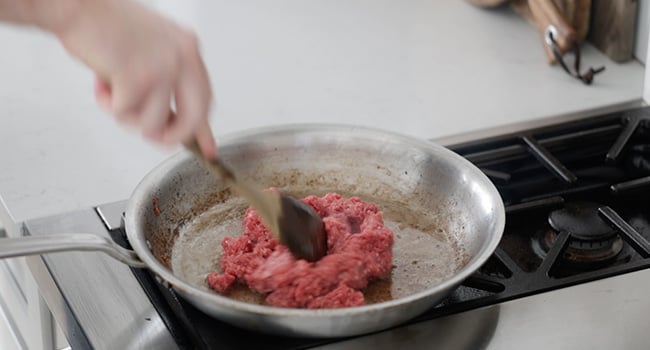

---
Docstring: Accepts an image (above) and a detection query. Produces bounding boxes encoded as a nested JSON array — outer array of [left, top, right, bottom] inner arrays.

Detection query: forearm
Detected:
[[0, 0, 81, 33]]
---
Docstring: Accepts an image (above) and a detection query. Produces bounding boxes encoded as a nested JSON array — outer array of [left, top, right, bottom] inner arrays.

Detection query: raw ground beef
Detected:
[[206, 192, 394, 309]]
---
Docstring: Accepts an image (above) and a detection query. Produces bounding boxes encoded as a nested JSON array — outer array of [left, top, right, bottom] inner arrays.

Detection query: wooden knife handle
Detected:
[[528, 0, 577, 64]]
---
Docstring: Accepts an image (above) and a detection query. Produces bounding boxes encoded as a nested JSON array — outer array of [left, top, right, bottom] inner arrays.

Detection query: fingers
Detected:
[[164, 51, 213, 148], [99, 67, 213, 150], [94, 75, 112, 110], [110, 74, 148, 126], [102, 72, 173, 142], [139, 85, 173, 141], [88, 24, 214, 153]]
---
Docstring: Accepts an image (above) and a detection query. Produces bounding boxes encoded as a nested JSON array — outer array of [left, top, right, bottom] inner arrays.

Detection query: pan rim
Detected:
[[124, 123, 505, 318]]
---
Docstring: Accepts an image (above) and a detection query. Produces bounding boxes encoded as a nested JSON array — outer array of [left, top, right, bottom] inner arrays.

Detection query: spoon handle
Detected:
[[183, 139, 236, 183], [183, 139, 283, 239]]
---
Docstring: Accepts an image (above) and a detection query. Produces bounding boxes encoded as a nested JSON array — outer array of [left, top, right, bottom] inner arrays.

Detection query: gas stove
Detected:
[[24, 106, 650, 349]]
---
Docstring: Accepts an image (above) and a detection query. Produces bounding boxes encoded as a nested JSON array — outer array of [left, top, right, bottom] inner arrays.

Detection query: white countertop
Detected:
[[0, 0, 645, 230]]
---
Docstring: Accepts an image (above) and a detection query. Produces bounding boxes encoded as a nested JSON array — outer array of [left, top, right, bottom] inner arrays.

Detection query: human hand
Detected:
[[51, 0, 217, 157]]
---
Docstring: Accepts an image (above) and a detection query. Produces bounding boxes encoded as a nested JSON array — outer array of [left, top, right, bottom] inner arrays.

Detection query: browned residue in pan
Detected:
[[149, 188, 234, 269], [152, 197, 161, 217]]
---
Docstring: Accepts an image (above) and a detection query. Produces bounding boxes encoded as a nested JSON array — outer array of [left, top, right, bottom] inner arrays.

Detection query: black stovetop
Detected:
[[113, 106, 650, 350]]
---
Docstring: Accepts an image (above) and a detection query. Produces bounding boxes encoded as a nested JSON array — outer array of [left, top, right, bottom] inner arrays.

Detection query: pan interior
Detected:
[[170, 189, 469, 304], [163, 132, 475, 305]]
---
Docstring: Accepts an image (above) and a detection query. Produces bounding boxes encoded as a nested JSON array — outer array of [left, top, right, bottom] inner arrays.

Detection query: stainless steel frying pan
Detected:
[[0, 124, 505, 337]]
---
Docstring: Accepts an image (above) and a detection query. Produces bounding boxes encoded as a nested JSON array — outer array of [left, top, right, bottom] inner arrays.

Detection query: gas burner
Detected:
[[534, 202, 623, 267]]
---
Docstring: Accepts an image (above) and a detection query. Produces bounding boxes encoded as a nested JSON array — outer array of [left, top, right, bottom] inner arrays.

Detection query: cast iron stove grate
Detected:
[[107, 106, 650, 349]]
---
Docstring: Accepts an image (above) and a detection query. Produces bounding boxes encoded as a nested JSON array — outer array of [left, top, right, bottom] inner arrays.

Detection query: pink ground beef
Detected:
[[206, 193, 394, 309]]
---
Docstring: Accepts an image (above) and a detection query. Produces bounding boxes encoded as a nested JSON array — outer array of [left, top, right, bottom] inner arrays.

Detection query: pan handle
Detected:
[[0, 233, 147, 268]]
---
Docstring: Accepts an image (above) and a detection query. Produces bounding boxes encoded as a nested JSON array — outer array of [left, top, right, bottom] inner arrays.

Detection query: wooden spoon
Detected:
[[184, 139, 327, 262]]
